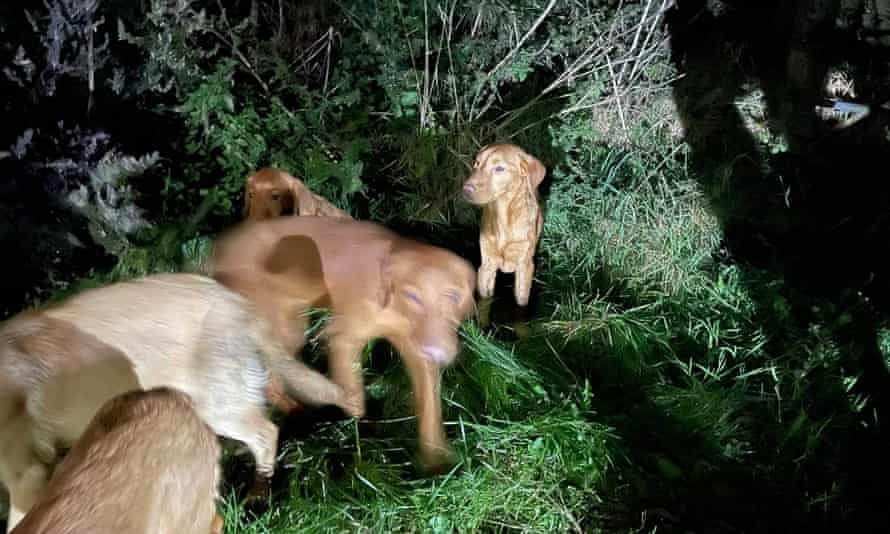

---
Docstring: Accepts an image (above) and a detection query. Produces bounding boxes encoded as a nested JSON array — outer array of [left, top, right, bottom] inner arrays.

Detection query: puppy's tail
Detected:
[[246, 314, 347, 411]]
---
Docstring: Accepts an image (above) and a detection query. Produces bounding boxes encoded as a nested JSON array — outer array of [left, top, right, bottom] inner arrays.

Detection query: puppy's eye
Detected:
[[493, 165, 505, 173], [270, 193, 281, 201], [406, 291, 423, 305]]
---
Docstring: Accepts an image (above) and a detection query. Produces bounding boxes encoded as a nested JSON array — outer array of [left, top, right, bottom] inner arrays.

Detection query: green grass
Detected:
[[218, 409, 616, 533]]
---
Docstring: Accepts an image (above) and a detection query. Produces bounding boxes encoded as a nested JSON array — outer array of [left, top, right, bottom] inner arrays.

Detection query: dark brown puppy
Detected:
[[211, 217, 476, 471], [11, 387, 222, 534]]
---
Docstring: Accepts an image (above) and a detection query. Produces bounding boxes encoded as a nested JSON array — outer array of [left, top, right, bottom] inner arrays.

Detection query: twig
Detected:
[[323, 27, 333, 93], [293, 27, 334, 71], [439, 1, 461, 124], [501, 3, 673, 136], [627, 0, 672, 84], [471, 0, 484, 36], [470, 0, 557, 121], [277, 0, 284, 42], [606, 53, 629, 143], [617, 0, 653, 87], [422, 0, 431, 128], [206, 0, 270, 94], [641, 141, 687, 186], [86, 8, 94, 115], [484, 0, 555, 78]]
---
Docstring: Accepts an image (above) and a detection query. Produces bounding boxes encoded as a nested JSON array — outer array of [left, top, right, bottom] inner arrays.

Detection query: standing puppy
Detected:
[[11, 387, 223, 534], [211, 217, 477, 473], [244, 168, 351, 220], [0, 273, 354, 532], [461, 144, 546, 324]]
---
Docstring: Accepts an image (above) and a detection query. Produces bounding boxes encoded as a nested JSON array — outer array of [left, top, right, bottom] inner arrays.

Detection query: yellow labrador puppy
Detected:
[[0, 273, 355, 532], [11, 387, 223, 534]]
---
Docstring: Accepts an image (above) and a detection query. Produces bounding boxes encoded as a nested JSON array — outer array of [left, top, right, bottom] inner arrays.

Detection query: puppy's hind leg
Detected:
[[191, 309, 281, 503], [0, 404, 51, 533], [209, 406, 279, 504], [5, 460, 50, 533], [242, 415, 279, 504]]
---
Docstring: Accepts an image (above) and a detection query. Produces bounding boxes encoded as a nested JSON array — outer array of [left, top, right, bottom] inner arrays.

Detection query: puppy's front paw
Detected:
[[477, 267, 496, 298], [418, 443, 458, 476], [243, 476, 271, 504]]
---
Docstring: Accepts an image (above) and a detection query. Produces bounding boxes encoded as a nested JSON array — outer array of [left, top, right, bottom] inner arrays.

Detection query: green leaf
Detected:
[[399, 90, 418, 107]]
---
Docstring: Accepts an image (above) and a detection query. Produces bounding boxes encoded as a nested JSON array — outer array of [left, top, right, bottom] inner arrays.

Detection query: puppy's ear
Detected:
[[287, 175, 319, 216], [264, 235, 324, 279], [520, 153, 546, 191], [263, 235, 327, 298], [244, 172, 257, 218]]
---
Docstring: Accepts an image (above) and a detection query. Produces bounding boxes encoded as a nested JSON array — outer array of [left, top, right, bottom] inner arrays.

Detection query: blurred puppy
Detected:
[[0, 273, 354, 531], [212, 217, 476, 472], [11, 387, 222, 534]]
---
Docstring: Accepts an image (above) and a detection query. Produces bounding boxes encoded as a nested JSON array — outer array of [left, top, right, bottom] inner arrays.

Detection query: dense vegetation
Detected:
[[3, 0, 890, 531]]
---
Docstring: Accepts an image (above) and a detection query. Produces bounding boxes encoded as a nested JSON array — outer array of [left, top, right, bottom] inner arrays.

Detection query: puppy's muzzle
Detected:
[[418, 334, 459, 365]]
